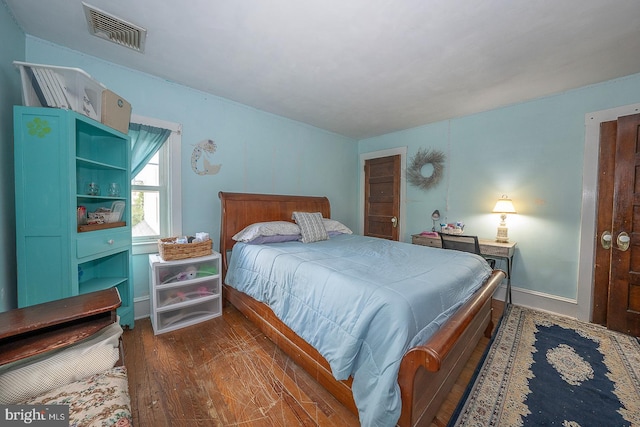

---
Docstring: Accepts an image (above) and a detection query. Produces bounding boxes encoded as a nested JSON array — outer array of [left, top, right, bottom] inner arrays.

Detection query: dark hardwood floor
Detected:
[[123, 299, 504, 426]]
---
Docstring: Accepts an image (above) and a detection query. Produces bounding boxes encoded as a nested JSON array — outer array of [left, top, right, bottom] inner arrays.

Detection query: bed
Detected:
[[218, 192, 505, 427]]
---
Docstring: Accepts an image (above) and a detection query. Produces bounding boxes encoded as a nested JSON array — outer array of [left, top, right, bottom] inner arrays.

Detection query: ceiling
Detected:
[[5, 0, 640, 139]]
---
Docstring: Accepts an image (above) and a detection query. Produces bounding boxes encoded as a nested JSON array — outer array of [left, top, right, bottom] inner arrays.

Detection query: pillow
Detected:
[[322, 218, 353, 235], [0, 321, 123, 404], [232, 221, 301, 242], [245, 234, 301, 244], [292, 212, 328, 243]]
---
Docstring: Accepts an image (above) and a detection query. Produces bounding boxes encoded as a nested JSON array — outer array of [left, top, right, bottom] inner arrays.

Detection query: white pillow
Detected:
[[232, 221, 301, 242], [0, 322, 123, 404], [292, 212, 328, 243], [323, 218, 353, 235]]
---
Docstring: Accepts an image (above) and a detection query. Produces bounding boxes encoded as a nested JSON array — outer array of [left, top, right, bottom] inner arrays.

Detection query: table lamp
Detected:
[[492, 195, 517, 242]]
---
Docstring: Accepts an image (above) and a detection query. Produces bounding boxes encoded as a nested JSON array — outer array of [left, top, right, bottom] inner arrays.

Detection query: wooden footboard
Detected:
[[397, 269, 504, 426], [218, 191, 506, 426]]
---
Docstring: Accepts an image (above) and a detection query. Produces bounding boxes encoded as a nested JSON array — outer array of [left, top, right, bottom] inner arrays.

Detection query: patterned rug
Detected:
[[448, 304, 640, 427]]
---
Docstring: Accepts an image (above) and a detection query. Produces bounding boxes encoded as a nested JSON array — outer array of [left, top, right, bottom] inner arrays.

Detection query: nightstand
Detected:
[[411, 234, 517, 303]]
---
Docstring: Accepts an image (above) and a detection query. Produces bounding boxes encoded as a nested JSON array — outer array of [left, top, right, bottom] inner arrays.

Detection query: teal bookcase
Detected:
[[14, 106, 134, 328]]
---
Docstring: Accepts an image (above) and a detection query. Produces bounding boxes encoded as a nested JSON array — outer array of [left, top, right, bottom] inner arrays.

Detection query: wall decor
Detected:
[[407, 148, 445, 191], [191, 139, 222, 176]]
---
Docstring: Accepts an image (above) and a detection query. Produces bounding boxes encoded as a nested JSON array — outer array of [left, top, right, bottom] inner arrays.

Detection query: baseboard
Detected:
[[134, 295, 150, 320], [496, 284, 578, 318]]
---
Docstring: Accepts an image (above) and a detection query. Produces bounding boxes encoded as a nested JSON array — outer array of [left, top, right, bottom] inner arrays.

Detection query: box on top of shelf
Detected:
[[101, 89, 132, 134], [14, 61, 105, 121]]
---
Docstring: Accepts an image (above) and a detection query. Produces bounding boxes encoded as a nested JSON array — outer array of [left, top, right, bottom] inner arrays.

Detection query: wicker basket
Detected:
[[158, 237, 212, 261]]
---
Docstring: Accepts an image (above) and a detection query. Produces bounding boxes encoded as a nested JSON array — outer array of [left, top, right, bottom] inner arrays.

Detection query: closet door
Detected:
[[608, 113, 640, 335], [594, 113, 640, 336], [364, 155, 400, 241]]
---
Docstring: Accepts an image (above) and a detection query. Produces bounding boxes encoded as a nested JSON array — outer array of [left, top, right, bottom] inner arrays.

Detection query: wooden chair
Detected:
[[439, 234, 496, 268]]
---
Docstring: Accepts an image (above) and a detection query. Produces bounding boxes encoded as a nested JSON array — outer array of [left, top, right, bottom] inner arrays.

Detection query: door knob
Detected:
[[391, 216, 398, 228], [617, 232, 630, 251], [601, 231, 612, 249]]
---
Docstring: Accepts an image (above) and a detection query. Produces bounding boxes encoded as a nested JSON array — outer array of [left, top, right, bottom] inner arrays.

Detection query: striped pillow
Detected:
[[292, 212, 328, 243]]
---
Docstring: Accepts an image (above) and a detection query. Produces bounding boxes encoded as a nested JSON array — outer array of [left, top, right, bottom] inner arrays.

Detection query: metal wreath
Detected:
[[407, 148, 446, 191]]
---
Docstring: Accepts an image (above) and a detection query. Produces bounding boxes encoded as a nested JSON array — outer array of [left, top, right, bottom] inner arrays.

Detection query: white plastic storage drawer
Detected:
[[155, 259, 219, 285], [156, 298, 221, 334], [149, 253, 222, 335], [156, 279, 220, 308]]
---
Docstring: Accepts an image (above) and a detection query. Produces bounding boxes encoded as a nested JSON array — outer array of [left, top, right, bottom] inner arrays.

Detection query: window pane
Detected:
[[132, 190, 160, 237], [132, 152, 160, 186]]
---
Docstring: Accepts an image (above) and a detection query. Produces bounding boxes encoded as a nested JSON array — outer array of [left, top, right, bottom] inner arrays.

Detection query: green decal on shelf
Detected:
[[26, 117, 51, 138]]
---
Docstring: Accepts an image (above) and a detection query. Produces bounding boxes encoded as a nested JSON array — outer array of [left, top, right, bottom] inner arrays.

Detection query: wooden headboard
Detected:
[[218, 192, 331, 275]]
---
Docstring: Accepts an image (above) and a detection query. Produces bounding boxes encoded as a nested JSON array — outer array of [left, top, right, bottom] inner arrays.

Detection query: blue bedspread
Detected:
[[225, 234, 492, 426]]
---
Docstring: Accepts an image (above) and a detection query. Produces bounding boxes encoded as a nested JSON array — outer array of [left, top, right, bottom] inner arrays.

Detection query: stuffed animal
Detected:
[[176, 266, 197, 281], [162, 291, 187, 306], [197, 265, 218, 277]]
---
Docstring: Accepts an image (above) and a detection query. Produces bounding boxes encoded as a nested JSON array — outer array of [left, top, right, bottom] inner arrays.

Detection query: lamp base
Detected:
[[496, 226, 509, 243]]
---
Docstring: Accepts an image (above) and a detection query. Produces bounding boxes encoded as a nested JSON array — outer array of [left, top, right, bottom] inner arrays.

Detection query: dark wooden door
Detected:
[[592, 119, 616, 325], [364, 155, 400, 241], [594, 113, 640, 336]]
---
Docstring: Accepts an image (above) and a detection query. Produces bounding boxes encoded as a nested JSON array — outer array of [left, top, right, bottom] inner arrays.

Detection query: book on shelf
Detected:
[[41, 68, 62, 107], [24, 66, 48, 107], [31, 67, 55, 107], [51, 71, 72, 110], [81, 92, 98, 119], [26, 66, 75, 110], [44, 68, 70, 110]]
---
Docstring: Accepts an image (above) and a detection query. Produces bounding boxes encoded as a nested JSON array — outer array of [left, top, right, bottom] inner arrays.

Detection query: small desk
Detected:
[[411, 234, 517, 303]]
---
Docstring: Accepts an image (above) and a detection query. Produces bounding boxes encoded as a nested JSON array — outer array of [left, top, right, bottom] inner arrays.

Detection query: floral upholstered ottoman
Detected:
[[21, 366, 132, 427]]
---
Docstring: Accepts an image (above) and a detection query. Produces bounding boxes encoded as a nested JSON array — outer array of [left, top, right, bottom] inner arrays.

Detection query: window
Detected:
[[132, 151, 162, 238], [130, 115, 182, 254]]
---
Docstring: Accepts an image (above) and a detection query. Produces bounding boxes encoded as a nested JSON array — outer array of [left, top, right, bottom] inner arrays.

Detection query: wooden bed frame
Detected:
[[218, 191, 506, 426]]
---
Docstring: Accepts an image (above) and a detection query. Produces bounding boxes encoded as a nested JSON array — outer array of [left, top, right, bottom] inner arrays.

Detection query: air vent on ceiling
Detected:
[[82, 3, 146, 53]]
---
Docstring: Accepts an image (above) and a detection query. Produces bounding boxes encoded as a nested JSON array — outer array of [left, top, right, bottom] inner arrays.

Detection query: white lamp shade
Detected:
[[492, 197, 517, 214]]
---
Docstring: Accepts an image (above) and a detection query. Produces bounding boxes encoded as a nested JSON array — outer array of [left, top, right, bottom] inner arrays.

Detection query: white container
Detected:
[[14, 61, 105, 121], [149, 253, 222, 335]]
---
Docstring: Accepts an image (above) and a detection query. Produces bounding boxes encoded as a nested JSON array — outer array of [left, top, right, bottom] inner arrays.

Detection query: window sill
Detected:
[[132, 241, 158, 256]]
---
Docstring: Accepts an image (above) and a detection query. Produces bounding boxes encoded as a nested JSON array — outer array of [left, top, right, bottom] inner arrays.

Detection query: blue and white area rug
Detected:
[[448, 304, 640, 426]]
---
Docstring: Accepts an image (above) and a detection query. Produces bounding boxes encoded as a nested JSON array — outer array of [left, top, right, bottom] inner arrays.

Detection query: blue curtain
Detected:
[[129, 123, 171, 178]]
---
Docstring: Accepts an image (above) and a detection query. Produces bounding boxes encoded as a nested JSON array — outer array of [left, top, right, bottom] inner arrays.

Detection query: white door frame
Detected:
[[359, 147, 408, 240], [577, 103, 640, 321]]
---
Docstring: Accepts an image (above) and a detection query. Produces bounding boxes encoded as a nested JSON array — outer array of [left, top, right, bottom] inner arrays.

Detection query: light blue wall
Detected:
[[359, 73, 640, 301], [0, 1, 25, 311], [24, 36, 359, 303]]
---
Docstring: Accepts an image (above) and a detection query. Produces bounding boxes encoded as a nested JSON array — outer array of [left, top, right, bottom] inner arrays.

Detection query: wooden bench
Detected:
[[0, 288, 132, 427]]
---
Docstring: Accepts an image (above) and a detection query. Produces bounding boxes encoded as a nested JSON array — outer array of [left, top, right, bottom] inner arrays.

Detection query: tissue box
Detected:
[[101, 90, 131, 134]]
